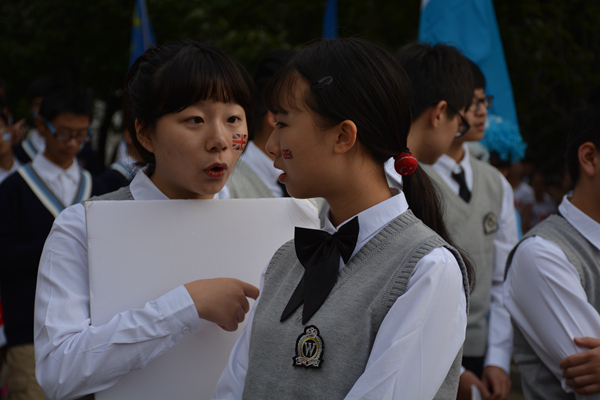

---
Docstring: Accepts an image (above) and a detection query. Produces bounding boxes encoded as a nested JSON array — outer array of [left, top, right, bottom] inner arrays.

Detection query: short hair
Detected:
[[566, 103, 600, 184], [252, 49, 295, 133], [123, 41, 253, 170], [396, 43, 473, 120], [38, 83, 93, 122], [468, 59, 486, 90], [27, 77, 63, 102]]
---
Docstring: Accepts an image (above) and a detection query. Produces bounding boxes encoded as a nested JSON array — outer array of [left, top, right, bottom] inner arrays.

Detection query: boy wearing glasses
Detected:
[[0, 83, 106, 400], [425, 61, 518, 400]]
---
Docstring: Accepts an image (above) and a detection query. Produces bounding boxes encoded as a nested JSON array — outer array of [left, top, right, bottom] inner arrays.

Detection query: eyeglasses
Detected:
[[469, 95, 494, 112], [43, 117, 92, 143], [447, 105, 471, 137]]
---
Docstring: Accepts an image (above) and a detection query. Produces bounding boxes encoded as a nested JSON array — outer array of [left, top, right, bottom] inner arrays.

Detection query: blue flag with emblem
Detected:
[[418, 0, 519, 132], [323, 0, 338, 40], [129, 0, 157, 68]]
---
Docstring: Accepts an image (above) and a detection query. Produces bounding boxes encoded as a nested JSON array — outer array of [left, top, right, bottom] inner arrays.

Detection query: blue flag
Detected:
[[323, 0, 338, 40], [418, 0, 519, 131], [129, 0, 157, 68]]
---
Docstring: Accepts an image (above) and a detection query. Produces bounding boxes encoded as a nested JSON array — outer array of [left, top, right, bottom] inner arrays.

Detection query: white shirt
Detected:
[[32, 153, 80, 206], [30, 129, 46, 154], [503, 196, 600, 399], [213, 191, 468, 400], [225, 141, 284, 198], [34, 170, 201, 400], [0, 157, 19, 184], [432, 144, 518, 373]]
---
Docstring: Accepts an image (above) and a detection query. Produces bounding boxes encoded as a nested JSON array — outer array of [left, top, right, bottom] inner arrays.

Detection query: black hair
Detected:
[[266, 38, 474, 288], [38, 83, 93, 122], [27, 77, 63, 102], [252, 49, 295, 136], [0, 95, 7, 124], [396, 43, 474, 120], [566, 102, 600, 184], [468, 59, 486, 90], [123, 41, 253, 174]]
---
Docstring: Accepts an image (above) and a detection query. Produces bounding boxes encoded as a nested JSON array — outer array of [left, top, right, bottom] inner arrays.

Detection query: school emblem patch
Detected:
[[483, 212, 499, 235], [293, 325, 324, 368]]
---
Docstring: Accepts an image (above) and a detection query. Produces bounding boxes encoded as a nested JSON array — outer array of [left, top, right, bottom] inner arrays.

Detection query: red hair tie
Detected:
[[394, 148, 418, 176]]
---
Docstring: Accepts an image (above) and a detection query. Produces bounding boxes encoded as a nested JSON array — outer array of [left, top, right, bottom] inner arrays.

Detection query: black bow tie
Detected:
[[281, 217, 360, 324]]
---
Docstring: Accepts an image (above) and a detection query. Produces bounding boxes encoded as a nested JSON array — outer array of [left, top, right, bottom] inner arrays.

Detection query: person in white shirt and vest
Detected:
[[424, 61, 518, 400], [0, 83, 107, 400], [213, 38, 473, 400], [504, 100, 600, 399], [224, 49, 295, 199]]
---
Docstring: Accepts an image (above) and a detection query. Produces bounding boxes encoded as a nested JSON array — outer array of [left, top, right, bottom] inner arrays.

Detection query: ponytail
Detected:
[[403, 166, 476, 290]]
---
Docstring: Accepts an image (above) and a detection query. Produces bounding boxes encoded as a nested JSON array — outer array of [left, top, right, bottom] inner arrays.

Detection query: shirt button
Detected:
[[182, 327, 190, 335]]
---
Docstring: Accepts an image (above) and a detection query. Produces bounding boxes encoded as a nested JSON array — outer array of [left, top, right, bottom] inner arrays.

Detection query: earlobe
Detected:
[[35, 115, 49, 138], [135, 119, 155, 153], [333, 120, 358, 155], [430, 101, 447, 128]]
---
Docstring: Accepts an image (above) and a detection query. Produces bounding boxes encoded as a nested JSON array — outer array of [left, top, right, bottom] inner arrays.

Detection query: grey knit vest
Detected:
[[422, 157, 503, 357], [226, 159, 275, 199], [242, 210, 470, 400], [505, 214, 600, 400]]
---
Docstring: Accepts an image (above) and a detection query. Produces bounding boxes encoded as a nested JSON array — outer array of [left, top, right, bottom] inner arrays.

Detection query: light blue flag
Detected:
[[129, 0, 157, 68], [323, 0, 338, 40], [418, 0, 519, 131]]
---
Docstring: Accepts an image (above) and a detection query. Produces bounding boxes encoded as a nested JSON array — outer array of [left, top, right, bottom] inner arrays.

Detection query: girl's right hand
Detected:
[[184, 278, 259, 332]]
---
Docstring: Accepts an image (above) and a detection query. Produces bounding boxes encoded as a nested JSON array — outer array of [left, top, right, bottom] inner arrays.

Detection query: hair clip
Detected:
[[311, 76, 333, 92], [394, 148, 418, 176]]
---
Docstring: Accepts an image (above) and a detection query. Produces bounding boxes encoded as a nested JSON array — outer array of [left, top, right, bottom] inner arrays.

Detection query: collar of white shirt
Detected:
[[239, 141, 283, 196], [322, 188, 409, 266], [559, 195, 600, 251], [129, 169, 221, 200], [433, 143, 473, 192], [32, 153, 80, 187]]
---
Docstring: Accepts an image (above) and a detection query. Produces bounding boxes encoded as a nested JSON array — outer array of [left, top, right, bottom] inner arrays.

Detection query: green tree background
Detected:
[[0, 0, 598, 172]]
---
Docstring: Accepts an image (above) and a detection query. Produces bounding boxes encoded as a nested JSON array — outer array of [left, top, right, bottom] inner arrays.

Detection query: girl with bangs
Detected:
[[34, 41, 259, 400], [213, 38, 472, 400]]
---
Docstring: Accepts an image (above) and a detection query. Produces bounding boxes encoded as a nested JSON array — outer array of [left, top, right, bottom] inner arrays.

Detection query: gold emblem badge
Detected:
[[293, 325, 324, 368], [483, 212, 499, 235]]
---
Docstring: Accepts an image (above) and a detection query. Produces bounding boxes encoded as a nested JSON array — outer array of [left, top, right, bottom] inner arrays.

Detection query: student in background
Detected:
[[0, 82, 108, 400], [504, 102, 600, 399], [419, 60, 517, 400], [224, 49, 294, 199]]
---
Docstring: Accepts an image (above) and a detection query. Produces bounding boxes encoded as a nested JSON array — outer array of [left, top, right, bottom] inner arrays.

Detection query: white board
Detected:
[[86, 198, 320, 400]]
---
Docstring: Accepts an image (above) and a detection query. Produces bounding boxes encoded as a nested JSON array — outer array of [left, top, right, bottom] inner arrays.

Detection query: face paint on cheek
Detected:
[[282, 149, 293, 159], [232, 133, 248, 151]]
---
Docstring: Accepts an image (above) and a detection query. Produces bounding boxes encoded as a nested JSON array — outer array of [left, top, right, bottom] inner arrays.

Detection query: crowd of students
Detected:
[[0, 37, 598, 400]]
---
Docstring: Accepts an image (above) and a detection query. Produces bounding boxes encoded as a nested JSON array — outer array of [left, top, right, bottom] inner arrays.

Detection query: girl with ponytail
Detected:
[[213, 38, 472, 400]]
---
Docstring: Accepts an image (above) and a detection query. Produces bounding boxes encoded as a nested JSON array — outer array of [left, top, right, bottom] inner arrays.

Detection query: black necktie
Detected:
[[281, 217, 360, 324], [277, 181, 290, 197], [451, 168, 471, 202]]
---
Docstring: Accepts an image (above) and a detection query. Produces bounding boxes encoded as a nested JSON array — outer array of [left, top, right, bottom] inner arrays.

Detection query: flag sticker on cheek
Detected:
[[283, 149, 293, 159], [232, 133, 248, 151]]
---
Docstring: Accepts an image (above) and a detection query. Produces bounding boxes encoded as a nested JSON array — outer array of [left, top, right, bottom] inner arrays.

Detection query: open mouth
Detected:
[[205, 163, 227, 179]]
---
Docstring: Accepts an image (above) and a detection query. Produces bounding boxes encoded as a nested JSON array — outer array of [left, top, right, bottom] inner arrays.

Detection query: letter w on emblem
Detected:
[[303, 341, 317, 357]]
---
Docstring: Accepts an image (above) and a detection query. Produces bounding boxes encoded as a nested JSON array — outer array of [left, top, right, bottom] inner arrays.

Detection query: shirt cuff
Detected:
[[484, 347, 512, 374], [155, 285, 202, 343]]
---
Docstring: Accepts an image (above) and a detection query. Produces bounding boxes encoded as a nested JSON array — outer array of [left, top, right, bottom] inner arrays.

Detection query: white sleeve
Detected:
[[344, 247, 468, 400], [212, 265, 268, 400], [485, 175, 518, 373], [503, 236, 600, 400], [34, 204, 202, 400]]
